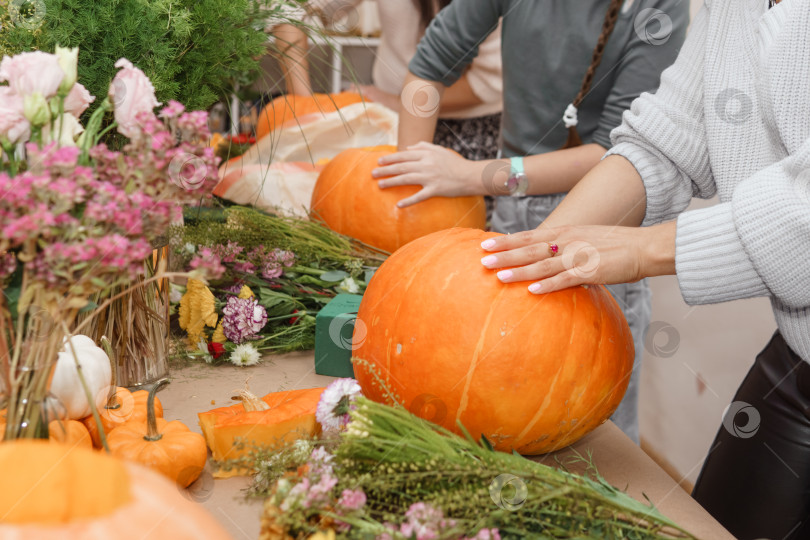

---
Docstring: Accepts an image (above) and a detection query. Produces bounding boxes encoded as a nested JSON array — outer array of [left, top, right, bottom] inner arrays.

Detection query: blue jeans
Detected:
[[493, 194, 652, 444]]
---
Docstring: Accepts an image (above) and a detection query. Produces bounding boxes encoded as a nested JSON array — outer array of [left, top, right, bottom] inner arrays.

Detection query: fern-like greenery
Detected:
[[1, 0, 309, 112]]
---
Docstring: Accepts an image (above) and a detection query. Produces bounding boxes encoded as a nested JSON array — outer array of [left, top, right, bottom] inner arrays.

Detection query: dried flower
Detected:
[[316, 378, 362, 433], [229, 343, 262, 367], [211, 322, 227, 344], [178, 279, 218, 345], [222, 296, 267, 344]]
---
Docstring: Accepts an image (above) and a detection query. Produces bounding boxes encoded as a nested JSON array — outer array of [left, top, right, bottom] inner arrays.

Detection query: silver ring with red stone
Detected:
[[548, 243, 559, 257]]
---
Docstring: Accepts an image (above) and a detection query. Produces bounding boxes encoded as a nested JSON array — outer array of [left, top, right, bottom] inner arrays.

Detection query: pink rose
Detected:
[[0, 87, 31, 144], [0, 51, 64, 98], [63, 82, 95, 118], [108, 58, 160, 139]]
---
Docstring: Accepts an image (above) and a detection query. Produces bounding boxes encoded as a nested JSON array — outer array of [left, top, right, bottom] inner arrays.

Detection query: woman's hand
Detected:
[[372, 142, 485, 207], [479, 222, 677, 293]]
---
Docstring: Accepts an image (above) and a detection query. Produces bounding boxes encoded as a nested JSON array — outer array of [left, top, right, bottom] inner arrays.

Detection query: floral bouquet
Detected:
[[0, 46, 217, 438], [247, 380, 695, 540], [172, 206, 386, 366]]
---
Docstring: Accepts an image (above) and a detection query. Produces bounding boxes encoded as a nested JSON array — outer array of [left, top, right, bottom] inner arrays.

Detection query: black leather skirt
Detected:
[[693, 332, 810, 539]]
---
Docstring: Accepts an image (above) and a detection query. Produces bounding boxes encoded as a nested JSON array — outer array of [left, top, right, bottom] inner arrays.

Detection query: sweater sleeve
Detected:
[[605, 3, 715, 227], [676, 0, 810, 309], [408, 0, 504, 87], [590, 0, 689, 150]]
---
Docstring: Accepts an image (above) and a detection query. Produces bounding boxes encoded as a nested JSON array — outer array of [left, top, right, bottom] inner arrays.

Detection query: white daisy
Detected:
[[316, 378, 362, 432], [229, 343, 262, 367]]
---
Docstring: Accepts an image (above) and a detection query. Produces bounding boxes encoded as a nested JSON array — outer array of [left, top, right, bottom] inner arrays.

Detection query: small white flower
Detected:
[[229, 343, 262, 367], [316, 378, 362, 432], [169, 283, 184, 304], [337, 277, 360, 294], [196, 339, 214, 364], [183, 242, 197, 255]]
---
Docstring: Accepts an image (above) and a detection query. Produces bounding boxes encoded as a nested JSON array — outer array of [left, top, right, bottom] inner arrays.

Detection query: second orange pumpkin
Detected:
[[310, 146, 486, 253]]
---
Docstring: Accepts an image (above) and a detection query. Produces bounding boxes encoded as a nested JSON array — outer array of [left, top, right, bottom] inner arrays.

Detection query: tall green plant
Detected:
[[1, 0, 310, 113]]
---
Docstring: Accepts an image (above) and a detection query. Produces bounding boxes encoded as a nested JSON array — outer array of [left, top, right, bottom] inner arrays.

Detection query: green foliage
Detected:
[[1, 0, 308, 112]]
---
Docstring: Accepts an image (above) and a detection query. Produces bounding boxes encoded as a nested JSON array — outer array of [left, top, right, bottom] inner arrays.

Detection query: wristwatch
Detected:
[[506, 157, 529, 197]]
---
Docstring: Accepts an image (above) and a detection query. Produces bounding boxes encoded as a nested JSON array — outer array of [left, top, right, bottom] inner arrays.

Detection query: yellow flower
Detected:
[[238, 285, 255, 299], [211, 321, 227, 344], [178, 279, 218, 345], [306, 531, 336, 540]]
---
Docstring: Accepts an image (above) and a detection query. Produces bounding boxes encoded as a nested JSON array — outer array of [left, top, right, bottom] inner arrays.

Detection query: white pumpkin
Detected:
[[49, 335, 112, 420]]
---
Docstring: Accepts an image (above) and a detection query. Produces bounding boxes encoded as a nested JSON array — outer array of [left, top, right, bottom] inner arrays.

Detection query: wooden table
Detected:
[[162, 351, 733, 540]]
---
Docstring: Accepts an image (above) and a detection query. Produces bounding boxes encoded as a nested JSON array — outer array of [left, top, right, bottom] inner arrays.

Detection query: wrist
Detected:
[[464, 159, 492, 196], [640, 221, 677, 277]]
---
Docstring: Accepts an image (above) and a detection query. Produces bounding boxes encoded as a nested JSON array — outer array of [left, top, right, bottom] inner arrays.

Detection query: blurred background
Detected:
[[252, 0, 772, 491]]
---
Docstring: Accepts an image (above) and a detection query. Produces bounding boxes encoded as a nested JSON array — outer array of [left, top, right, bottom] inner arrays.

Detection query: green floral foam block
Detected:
[[314, 294, 363, 378]]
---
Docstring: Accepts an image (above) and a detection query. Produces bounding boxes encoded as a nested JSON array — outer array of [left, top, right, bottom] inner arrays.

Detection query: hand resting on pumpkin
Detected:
[[478, 221, 677, 294]]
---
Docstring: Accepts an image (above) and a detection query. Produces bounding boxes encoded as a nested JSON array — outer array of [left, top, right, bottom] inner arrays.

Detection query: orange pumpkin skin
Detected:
[[107, 417, 207, 488], [310, 146, 487, 253], [352, 228, 634, 455], [82, 387, 163, 448], [48, 419, 92, 449], [0, 440, 231, 539], [255, 92, 364, 139]]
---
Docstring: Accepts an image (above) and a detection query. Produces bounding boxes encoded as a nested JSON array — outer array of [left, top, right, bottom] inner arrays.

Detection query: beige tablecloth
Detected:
[[162, 351, 733, 540]]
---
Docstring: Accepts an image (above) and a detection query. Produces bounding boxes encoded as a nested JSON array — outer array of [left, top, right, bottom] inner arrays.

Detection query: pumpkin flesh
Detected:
[[198, 387, 324, 464]]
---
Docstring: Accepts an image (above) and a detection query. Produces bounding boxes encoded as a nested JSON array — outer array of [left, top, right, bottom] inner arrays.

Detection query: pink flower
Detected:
[[221, 296, 267, 344], [0, 51, 64, 98], [0, 87, 30, 143], [108, 58, 160, 139], [159, 100, 185, 119], [189, 247, 226, 281], [337, 489, 366, 512], [63, 82, 95, 117]]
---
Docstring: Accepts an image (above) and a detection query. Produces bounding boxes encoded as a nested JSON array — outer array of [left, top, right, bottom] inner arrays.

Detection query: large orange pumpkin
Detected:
[[352, 228, 634, 454], [255, 92, 364, 139], [310, 146, 486, 253], [0, 440, 231, 539]]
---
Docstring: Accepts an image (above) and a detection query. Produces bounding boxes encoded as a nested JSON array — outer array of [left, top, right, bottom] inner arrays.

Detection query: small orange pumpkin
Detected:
[[353, 228, 634, 454], [82, 387, 164, 448], [0, 440, 231, 539], [108, 380, 207, 488], [198, 387, 324, 470], [0, 410, 91, 449], [255, 92, 363, 139], [48, 419, 92, 449], [311, 146, 487, 253]]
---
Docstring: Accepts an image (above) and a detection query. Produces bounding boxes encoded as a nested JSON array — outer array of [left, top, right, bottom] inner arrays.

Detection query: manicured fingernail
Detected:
[[528, 283, 542, 293], [481, 239, 496, 250], [497, 270, 512, 281], [481, 255, 497, 267]]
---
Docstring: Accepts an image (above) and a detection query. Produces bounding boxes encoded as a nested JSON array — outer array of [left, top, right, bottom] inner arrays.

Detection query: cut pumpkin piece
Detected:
[[198, 387, 324, 471]]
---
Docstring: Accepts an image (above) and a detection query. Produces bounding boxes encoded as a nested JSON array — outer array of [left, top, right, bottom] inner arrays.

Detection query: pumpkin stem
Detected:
[[99, 336, 121, 410], [239, 386, 270, 412], [144, 378, 169, 442]]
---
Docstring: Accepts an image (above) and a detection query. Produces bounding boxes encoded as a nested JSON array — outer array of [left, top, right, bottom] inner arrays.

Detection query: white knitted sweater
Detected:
[[607, 0, 810, 362]]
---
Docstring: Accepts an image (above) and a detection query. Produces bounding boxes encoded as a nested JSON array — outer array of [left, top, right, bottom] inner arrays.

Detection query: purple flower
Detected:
[[221, 296, 267, 343]]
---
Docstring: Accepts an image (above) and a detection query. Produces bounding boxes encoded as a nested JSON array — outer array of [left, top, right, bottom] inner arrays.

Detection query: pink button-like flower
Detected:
[[0, 51, 64, 98], [63, 82, 95, 118], [0, 87, 30, 143], [108, 58, 160, 139]]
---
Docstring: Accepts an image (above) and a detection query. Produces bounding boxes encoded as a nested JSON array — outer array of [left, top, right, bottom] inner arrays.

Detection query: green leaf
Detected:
[[480, 434, 494, 451], [319, 270, 349, 282]]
